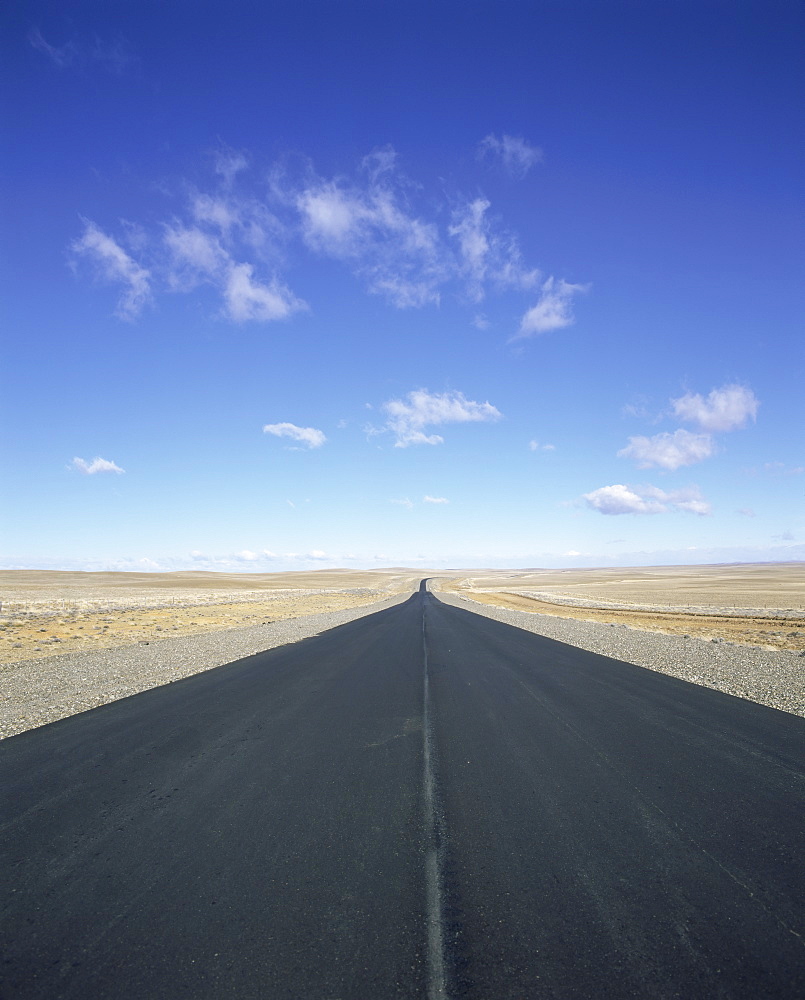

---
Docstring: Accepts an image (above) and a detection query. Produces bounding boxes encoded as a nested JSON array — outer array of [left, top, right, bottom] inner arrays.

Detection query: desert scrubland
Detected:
[[440, 562, 805, 653], [0, 569, 422, 665], [1, 563, 803, 664]]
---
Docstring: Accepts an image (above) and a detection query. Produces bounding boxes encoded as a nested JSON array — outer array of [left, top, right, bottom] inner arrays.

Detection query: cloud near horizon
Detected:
[[583, 483, 710, 516]]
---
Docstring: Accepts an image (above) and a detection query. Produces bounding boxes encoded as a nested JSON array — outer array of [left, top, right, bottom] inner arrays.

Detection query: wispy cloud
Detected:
[[163, 224, 226, 289], [391, 497, 414, 509], [381, 389, 502, 447], [224, 263, 305, 322], [423, 495, 449, 504], [90, 37, 137, 76], [516, 277, 587, 339], [29, 28, 136, 74], [478, 133, 543, 178], [762, 461, 805, 476], [293, 155, 448, 308], [70, 144, 585, 338], [70, 456, 125, 475], [618, 429, 715, 470], [28, 27, 78, 68], [263, 422, 326, 448], [449, 198, 538, 303], [213, 144, 249, 187], [583, 483, 710, 516], [529, 440, 556, 452], [672, 384, 759, 432], [70, 220, 151, 320]]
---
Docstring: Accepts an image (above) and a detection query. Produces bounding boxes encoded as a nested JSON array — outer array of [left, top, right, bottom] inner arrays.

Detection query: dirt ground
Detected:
[[0, 570, 422, 665], [445, 590, 805, 652], [440, 563, 805, 653]]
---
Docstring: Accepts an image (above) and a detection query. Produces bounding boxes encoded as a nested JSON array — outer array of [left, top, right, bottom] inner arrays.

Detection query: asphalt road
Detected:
[[2, 582, 803, 999]]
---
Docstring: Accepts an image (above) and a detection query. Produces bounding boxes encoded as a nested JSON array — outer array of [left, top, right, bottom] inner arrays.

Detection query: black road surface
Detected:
[[2, 583, 804, 999]]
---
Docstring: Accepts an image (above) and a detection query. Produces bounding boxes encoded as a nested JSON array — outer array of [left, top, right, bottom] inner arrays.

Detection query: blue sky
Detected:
[[3, 0, 803, 572]]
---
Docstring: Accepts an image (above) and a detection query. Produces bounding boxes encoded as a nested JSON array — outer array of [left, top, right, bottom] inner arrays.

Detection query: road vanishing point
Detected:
[[2, 581, 804, 998]]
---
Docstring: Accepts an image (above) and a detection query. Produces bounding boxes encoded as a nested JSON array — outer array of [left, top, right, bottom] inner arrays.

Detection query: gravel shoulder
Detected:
[[0, 591, 412, 740], [434, 589, 805, 718], [5, 582, 802, 741]]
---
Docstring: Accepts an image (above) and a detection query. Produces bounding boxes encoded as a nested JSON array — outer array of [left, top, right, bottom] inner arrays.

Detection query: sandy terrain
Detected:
[[0, 570, 422, 665], [439, 563, 805, 653]]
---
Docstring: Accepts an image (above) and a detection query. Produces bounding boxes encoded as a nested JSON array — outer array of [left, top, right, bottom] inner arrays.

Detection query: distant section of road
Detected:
[[2, 582, 803, 998]]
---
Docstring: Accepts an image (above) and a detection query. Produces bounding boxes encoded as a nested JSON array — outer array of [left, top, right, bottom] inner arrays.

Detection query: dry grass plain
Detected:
[[440, 563, 805, 653], [1, 563, 803, 665], [0, 569, 422, 665]]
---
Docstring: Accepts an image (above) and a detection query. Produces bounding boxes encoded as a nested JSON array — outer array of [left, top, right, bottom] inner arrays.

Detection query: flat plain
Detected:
[[1, 563, 803, 666], [0, 569, 422, 665], [443, 562, 805, 653]]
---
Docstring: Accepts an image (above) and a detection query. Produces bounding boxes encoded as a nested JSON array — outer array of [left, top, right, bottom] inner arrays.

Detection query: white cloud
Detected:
[[618, 429, 715, 470], [213, 145, 249, 186], [517, 277, 587, 338], [295, 168, 448, 309], [449, 199, 489, 303], [297, 182, 361, 251], [584, 484, 664, 516], [192, 194, 241, 234], [478, 133, 543, 178], [423, 495, 449, 504], [583, 483, 710, 516], [164, 224, 226, 289], [71, 145, 586, 338], [235, 549, 260, 561], [529, 440, 556, 452], [71, 220, 151, 320], [361, 145, 398, 182], [674, 497, 711, 515], [382, 389, 502, 447], [224, 263, 306, 322], [672, 384, 759, 432], [449, 198, 539, 303], [71, 456, 125, 475], [263, 422, 326, 448], [391, 498, 414, 509]]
